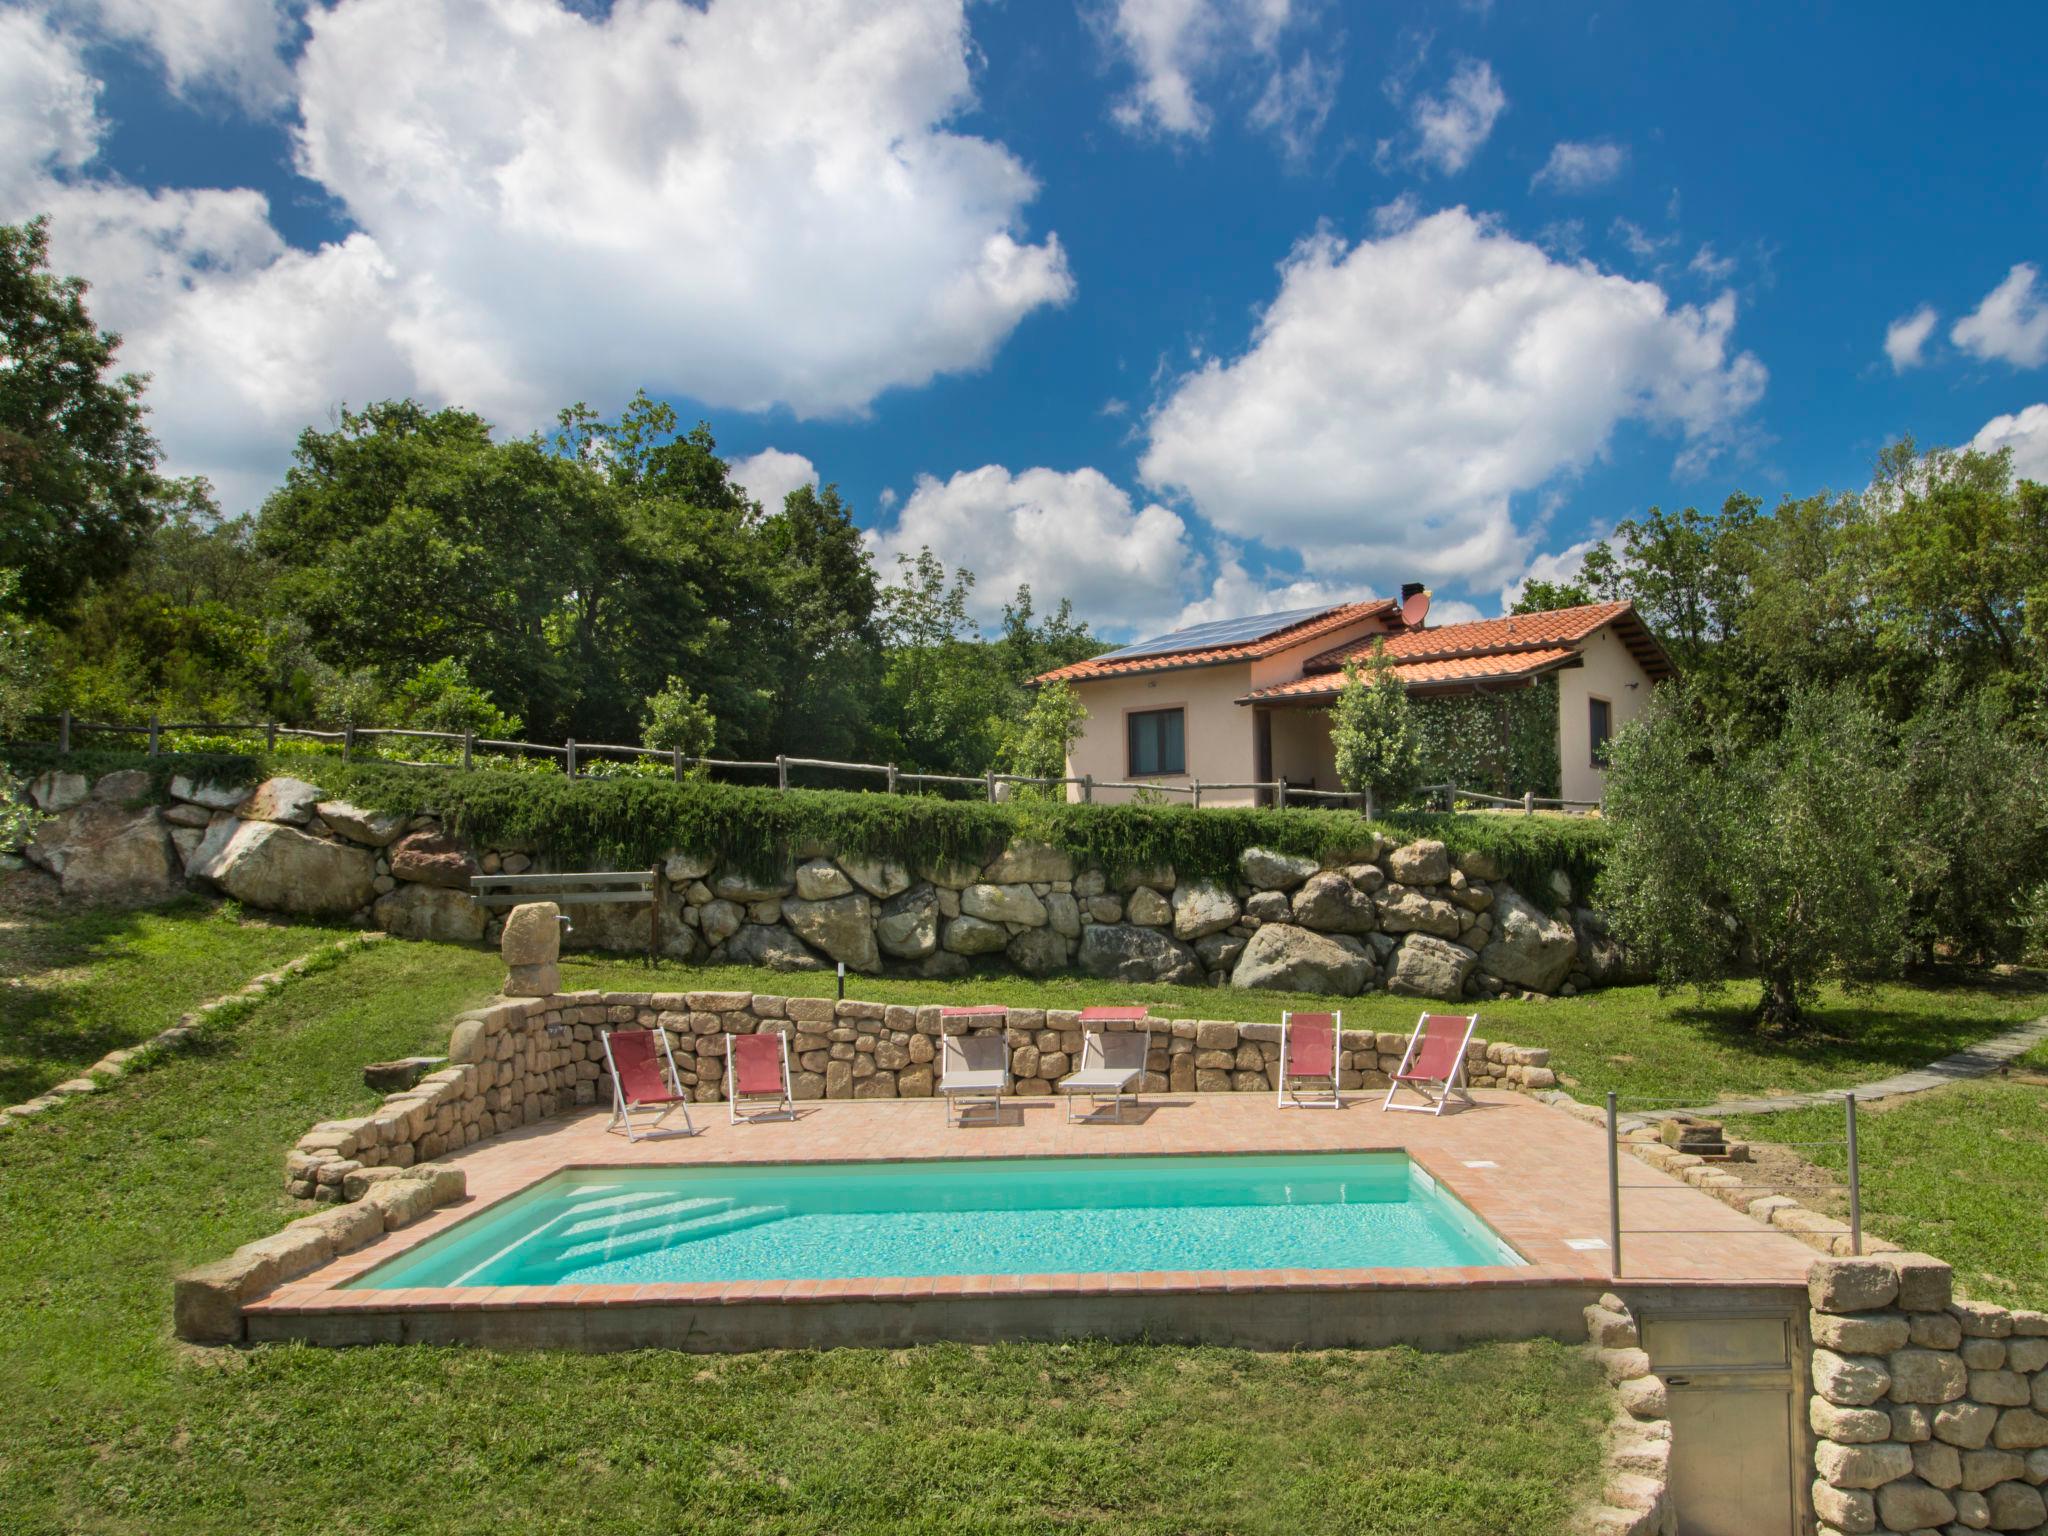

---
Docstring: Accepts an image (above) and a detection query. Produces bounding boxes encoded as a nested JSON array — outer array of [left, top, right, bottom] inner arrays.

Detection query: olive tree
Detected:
[[1597, 682, 1907, 1031]]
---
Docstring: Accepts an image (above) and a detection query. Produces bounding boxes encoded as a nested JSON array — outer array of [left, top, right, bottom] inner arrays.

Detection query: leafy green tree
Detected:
[[1330, 641, 1423, 812], [0, 570, 49, 847], [640, 676, 717, 767], [1000, 679, 1084, 796], [1598, 683, 1906, 1031], [1510, 578, 1594, 614], [0, 219, 170, 619], [753, 482, 882, 758]]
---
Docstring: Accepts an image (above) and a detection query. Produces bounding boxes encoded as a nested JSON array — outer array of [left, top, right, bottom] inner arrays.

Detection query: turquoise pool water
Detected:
[[348, 1152, 1522, 1289]]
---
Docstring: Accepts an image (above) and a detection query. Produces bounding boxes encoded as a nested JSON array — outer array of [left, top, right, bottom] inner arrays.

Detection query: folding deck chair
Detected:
[[1276, 1010, 1341, 1109], [938, 1033, 1011, 1126], [601, 1027, 698, 1141], [1382, 1011, 1480, 1115], [725, 1031, 794, 1124], [1058, 1015, 1152, 1123]]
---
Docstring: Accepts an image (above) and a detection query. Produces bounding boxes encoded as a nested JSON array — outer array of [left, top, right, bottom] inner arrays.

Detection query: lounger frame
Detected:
[[1382, 1010, 1480, 1116], [1059, 1024, 1152, 1123], [725, 1031, 795, 1124], [938, 1032, 1011, 1127], [1276, 1009, 1342, 1109], [601, 1027, 697, 1142]]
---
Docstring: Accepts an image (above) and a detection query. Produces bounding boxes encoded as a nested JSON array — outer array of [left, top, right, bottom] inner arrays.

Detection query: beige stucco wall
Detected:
[[1555, 625, 1657, 804], [1267, 705, 1338, 790], [1062, 612, 1396, 806]]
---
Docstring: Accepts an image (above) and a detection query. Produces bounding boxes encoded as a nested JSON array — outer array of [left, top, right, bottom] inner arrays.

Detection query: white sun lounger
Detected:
[[939, 1032, 1010, 1126], [1057, 1022, 1152, 1123]]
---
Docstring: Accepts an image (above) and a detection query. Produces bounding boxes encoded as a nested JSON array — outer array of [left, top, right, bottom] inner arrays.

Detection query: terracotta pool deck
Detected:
[[245, 1090, 1817, 1352]]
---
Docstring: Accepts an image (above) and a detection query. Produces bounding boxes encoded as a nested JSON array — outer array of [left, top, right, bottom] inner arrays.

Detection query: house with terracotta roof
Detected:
[[1033, 590, 1675, 807]]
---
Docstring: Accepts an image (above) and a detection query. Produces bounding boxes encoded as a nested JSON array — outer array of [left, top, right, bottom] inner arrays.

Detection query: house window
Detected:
[[1589, 697, 1613, 765], [1127, 708, 1186, 776]]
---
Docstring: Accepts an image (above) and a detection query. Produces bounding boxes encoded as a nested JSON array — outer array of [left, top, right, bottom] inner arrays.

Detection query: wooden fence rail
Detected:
[[15, 713, 1598, 814]]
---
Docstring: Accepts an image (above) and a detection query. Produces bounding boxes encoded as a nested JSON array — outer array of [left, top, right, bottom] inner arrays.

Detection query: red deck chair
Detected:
[[601, 1027, 697, 1142], [1077, 1006, 1148, 1026], [725, 1031, 794, 1124], [1383, 1012, 1480, 1116], [1276, 1010, 1341, 1109]]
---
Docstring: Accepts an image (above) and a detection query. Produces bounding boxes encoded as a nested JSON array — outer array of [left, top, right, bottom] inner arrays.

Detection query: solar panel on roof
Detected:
[[1094, 604, 1338, 662]]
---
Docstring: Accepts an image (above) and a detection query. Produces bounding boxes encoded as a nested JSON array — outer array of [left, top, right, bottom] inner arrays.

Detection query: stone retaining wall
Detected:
[[1806, 1253, 2048, 1534], [285, 988, 1557, 1198], [1576, 1293, 1678, 1536], [14, 766, 1632, 1002]]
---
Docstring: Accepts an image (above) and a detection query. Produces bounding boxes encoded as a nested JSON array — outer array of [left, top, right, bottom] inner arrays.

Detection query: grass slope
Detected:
[[0, 896, 350, 1102], [560, 954, 2048, 1105], [0, 917, 1606, 1536], [1728, 1075, 2048, 1311]]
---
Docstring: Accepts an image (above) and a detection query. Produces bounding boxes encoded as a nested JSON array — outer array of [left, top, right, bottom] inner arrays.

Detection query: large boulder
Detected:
[[1387, 839, 1452, 885], [783, 893, 880, 971], [1124, 886, 1172, 927], [960, 882, 1046, 926], [839, 854, 911, 900], [1571, 908, 1642, 986], [876, 885, 939, 959], [169, 773, 250, 811], [1386, 934, 1479, 999], [1043, 891, 1082, 937], [981, 839, 1073, 884], [793, 859, 853, 901], [29, 770, 91, 812], [1078, 924, 1203, 984], [713, 869, 794, 902], [697, 898, 744, 946], [500, 901, 562, 965], [199, 822, 376, 915], [316, 801, 406, 848], [1478, 889, 1579, 992], [241, 776, 322, 825], [1005, 927, 1069, 976], [1290, 871, 1376, 933], [388, 829, 478, 890], [1230, 923, 1372, 995], [1171, 880, 1240, 940], [943, 914, 1010, 955], [372, 884, 487, 943], [1374, 887, 1462, 939], [28, 802, 182, 904], [1239, 846, 1318, 891], [91, 768, 151, 801], [723, 924, 825, 970]]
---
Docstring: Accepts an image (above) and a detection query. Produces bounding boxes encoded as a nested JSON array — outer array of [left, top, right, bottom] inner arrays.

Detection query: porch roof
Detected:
[[1236, 646, 1581, 704]]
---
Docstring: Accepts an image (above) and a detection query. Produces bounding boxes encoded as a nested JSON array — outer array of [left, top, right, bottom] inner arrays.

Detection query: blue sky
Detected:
[[3, 0, 2045, 639]]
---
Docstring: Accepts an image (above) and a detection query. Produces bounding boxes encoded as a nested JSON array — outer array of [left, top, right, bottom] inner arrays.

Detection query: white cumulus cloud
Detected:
[[1408, 59, 1504, 175], [1531, 139, 1625, 193], [61, 0, 301, 111], [4, 0, 1073, 510], [1138, 207, 1767, 589], [726, 448, 819, 513], [1095, 0, 1334, 158], [865, 464, 1200, 633], [1969, 403, 2048, 482], [1498, 536, 1605, 613], [1884, 304, 1938, 373], [0, 7, 101, 201], [1951, 264, 2048, 368]]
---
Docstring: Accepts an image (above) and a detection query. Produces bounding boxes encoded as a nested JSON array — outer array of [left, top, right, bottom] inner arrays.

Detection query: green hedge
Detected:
[[6, 746, 1609, 897]]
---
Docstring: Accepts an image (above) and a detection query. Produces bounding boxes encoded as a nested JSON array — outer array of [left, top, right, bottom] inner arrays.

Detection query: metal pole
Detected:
[[985, 771, 995, 802], [649, 866, 662, 965], [1846, 1093, 1862, 1256], [836, 961, 846, 1001], [1192, 778, 1202, 809], [1606, 1090, 1622, 1280], [265, 720, 277, 751]]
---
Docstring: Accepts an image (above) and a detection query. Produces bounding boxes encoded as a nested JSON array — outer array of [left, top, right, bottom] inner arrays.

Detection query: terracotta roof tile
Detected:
[[1034, 599, 1395, 684], [1303, 601, 1634, 672], [1240, 648, 1581, 702]]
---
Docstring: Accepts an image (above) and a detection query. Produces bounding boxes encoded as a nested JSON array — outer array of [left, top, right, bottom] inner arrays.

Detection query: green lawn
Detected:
[[0, 912, 1607, 1536], [0, 896, 350, 1103], [560, 954, 2048, 1106], [1727, 1075, 2048, 1311]]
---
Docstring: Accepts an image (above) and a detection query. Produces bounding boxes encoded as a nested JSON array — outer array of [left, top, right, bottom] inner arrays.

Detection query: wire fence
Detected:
[[16, 712, 1599, 813]]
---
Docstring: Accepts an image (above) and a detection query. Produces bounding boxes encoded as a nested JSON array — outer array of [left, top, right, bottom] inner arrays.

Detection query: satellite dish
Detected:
[[1400, 588, 1431, 628]]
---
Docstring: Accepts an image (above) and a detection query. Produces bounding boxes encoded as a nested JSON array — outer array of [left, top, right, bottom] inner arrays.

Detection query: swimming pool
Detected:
[[348, 1152, 1523, 1288]]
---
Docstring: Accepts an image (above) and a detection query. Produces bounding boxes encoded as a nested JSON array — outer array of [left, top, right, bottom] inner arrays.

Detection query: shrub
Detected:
[[1331, 643, 1423, 811]]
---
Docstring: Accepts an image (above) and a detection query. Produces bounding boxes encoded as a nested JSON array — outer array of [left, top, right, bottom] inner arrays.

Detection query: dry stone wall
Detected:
[[284, 988, 1557, 1197], [1806, 1253, 2048, 1535], [14, 767, 1630, 1003]]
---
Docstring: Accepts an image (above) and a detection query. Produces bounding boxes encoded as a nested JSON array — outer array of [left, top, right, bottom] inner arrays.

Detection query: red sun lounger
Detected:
[[725, 1031, 795, 1124], [1383, 1011, 1479, 1116], [601, 1027, 698, 1142], [1276, 1010, 1341, 1109]]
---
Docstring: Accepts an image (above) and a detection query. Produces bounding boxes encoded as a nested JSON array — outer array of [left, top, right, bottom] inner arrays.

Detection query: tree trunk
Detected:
[[1755, 966, 1804, 1032]]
